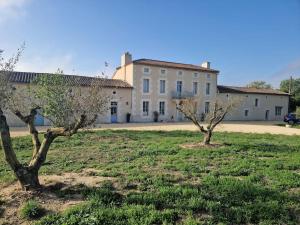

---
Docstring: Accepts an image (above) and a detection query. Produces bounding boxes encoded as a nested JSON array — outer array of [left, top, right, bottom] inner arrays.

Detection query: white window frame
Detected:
[[177, 70, 184, 76], [159, 79, 166, 94], [275, 106, 282, 116], [205, 101, 210, 114], [160, 68, 167, 76], [193, 81, 198, 95], [143, 67, 151, 75], [159, 101, 165, 115], [142, 101, 150, 117], [176, 80, 183, 94], [205, 82, 211, 96], [143, 78, 150, 93]]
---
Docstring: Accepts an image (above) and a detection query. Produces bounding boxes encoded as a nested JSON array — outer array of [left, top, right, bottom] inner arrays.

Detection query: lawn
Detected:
[[1, 130, 300, 224]]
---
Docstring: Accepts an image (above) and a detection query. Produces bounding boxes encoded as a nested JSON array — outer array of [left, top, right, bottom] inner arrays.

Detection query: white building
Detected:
[[3, 52, 289, 126]]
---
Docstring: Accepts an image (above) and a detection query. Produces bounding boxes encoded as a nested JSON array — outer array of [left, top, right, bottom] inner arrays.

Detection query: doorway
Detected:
[[265, 110, 269, 120], [34, 111, 44, 126], [111, 102, 118, 123]]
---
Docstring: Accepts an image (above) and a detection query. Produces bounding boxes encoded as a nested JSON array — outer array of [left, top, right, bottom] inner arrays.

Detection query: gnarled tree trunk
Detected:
[[203, 130, 212, 145], [15, 167, 40, 190]]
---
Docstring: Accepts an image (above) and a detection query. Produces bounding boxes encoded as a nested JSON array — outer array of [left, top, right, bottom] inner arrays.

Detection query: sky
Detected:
[[0, 0, 300, 87]]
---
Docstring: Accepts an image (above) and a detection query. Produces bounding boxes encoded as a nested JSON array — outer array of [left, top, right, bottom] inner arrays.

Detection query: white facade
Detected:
[[5, 53, 290, 127]]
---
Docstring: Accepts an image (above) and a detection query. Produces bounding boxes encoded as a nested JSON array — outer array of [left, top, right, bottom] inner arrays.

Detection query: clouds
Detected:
[[15, 53, 75, 74], [14, 53, 112, 77], [271, 58, 300, 87], [0, 0, 30, 24]]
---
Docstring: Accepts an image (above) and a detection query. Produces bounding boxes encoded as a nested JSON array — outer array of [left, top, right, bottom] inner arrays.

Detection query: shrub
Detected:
[[20, 200, 44, 219]]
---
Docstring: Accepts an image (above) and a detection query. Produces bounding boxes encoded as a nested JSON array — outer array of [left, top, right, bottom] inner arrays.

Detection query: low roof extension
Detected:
[[217, 85, 289, 96], [3, 71, 133, 89]]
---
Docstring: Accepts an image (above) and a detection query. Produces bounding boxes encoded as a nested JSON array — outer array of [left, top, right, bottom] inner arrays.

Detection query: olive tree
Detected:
[[0, 50, 110, 190], [176, 97, 240, 145]]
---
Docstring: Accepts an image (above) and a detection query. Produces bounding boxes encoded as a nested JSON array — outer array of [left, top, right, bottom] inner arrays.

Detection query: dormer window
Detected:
[[143, 67, 150, 74]]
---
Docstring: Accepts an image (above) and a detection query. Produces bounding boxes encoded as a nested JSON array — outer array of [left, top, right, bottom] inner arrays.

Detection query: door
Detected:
[[111, 102, 118, 123], [265, 110, 269, 120], [34, 112, 44, 126]]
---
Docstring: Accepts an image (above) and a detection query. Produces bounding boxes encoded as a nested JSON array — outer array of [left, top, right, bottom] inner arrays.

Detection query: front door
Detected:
[[111, 102, 118, 123], [34, 111, 44, 126], [265, 110, 269, 120]]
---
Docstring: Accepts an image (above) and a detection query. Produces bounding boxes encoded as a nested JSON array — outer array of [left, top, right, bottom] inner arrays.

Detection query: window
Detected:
[[160, 80, 166, 94], [160, 69, 166, 75], [206, 74, 211, 79], [275, 106, 282, 116], [206, 83, 210, 95], [143, 79, 149, 93], [255, 98, 259, 107], [159, 101, 165, 115], [177, 81, 182, 94], [205, 102, 210, 114], [143, 101, 149, 116], [193, 82, 198, 95], [143, 67, 150, 74], [177, 71, 183, 76], [244, 109, 249, 117], [193, 72, 198, 78]]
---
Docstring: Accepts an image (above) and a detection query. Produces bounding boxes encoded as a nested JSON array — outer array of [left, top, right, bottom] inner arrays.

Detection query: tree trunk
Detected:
[[1, 111, 41, 190], [203, 130, 212, 145], [15, 167, 40, 191]]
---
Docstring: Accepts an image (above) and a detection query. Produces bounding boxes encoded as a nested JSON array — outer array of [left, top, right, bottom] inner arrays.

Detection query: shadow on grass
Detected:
[[37, 177, 299, 225]]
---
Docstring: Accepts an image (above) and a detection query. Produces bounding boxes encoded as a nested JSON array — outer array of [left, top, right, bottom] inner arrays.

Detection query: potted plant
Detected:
[[126, 112, 131, 123], [153, 111, 159, 122]]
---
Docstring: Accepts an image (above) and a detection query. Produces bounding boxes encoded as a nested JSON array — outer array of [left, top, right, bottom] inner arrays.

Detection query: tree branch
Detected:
[[14, 108, 41, 158]]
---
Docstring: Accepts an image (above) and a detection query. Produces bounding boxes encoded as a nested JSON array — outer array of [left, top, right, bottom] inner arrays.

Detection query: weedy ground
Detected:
[[0, 130, 300, 224]]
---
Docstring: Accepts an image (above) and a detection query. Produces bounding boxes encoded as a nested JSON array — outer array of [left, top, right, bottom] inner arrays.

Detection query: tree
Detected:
[[176, 97, 240, 145], [247, 81, 272, 89], [0, 50, 110, 190], [280, 78, 300, 112]]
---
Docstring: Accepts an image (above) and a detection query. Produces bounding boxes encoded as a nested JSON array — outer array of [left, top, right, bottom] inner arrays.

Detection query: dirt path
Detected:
[[9, 121, 300, 137]]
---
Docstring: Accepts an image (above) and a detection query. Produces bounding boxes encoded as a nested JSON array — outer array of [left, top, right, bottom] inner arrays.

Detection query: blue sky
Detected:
[[0, 0, 299, 87]]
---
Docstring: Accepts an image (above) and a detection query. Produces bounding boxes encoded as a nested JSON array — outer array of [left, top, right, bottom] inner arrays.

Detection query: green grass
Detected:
[[20, 200, 45, 220], [1, 130, 300, 224]]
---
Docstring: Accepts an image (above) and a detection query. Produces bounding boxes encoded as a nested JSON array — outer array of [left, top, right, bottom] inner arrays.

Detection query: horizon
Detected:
[[1, 0, 300, 88]]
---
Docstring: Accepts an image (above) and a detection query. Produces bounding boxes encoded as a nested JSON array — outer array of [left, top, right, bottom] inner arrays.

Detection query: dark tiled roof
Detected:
[[2, 71, 132, 89], [218, 85, 289, 96], [132, 59, 219, 73]]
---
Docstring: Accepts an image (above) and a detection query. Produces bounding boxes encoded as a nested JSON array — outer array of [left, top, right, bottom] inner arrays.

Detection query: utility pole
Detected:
[[289, 76, 293, 95]]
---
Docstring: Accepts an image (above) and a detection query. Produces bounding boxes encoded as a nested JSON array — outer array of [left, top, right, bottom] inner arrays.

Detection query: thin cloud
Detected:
[[15, 54, 75, 74], [0, 0, 30, 24], [271, 58, 300, 87]]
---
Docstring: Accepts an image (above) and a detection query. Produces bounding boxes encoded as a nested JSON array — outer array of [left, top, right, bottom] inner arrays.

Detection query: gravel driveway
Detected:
[[9, 121, 300, 137]]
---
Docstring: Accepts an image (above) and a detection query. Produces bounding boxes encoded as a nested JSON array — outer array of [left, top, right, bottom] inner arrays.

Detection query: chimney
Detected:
[[201, 61, 210, 69], [121, 52, 132, 67]]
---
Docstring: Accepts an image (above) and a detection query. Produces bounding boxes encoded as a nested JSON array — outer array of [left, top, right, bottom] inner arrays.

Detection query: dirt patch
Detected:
[[0, 169, 115, 225], [180, 142, 224, 149]]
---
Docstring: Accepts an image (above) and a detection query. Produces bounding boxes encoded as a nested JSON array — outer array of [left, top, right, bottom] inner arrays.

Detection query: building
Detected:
[[217, 85, 289, 121], [113, 52, 219, 122], [2, 52, 290, 126]]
